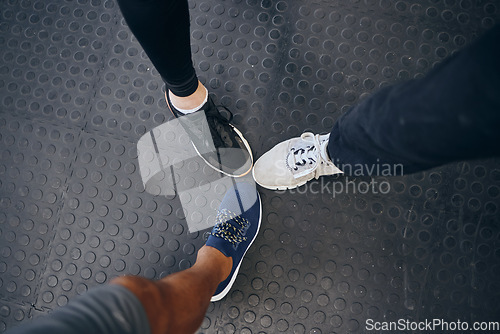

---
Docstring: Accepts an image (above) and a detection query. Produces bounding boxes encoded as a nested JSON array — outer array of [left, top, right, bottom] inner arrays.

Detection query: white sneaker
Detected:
[[252, 132, 343, 190]]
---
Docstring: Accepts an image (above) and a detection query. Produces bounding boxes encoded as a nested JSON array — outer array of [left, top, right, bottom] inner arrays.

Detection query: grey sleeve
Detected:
[[7, 285, 151, 334]]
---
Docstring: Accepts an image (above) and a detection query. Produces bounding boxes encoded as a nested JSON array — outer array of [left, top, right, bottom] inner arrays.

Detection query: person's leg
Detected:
[[252, 25, 500, 189], [112, 181, 261, 334], [7, 246, 231, 334], [7, 183, 261, 334], [7, 284, 151, 334], [117, 0, 254, 177], [116, 0, 199, 99], [111, 245, 231, 334], [327, 24, 500, 175]]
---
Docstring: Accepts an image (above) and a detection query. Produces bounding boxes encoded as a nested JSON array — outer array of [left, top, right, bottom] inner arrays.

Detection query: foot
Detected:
[[166, 92, 253, 178], [205, 182, 262, 301], [253, 132, 343, 190]]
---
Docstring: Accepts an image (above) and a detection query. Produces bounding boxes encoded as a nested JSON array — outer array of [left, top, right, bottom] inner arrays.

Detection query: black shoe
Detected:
[[166, 92, 253, 177]]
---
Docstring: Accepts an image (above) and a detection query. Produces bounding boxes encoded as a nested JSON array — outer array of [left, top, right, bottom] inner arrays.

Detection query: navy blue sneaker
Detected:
[[206, 182, 262, 302]]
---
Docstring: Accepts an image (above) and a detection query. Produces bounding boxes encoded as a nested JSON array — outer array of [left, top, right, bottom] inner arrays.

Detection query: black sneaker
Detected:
[[166, 92, 253, 177]]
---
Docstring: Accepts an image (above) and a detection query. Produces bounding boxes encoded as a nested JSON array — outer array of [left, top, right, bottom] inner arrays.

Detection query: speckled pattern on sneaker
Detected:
[[206, 182, 262, 301]]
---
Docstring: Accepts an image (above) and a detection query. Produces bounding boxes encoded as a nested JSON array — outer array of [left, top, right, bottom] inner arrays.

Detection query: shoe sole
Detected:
[[252, 167, 311, 191], [210, 191, 262, 302], [191, 123, 253, 178], [166, 92, 254, 178]]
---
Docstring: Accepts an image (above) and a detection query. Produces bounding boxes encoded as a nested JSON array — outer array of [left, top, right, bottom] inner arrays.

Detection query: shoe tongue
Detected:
[[319, 139, 331, 163], [315, 138, 344, 177], [288, 145, 318, 179]]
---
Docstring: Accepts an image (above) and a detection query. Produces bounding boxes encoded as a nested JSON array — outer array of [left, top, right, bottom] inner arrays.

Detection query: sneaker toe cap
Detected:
[[253, 143, 292, 189]]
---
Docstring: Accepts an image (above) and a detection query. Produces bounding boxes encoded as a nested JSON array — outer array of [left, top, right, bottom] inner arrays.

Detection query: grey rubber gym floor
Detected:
[[1, 0, 500, 333]]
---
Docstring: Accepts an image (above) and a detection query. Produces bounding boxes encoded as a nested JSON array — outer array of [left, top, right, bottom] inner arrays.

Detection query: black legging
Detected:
[[116, 0, 198, 97]]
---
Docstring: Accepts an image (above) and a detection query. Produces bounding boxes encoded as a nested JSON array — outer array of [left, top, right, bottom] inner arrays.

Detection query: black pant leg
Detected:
[[327, 25, 500, 176], [116, 0, 199, 96]]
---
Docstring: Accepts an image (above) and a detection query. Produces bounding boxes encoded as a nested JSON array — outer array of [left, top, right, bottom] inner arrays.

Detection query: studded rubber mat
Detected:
[[1, 0, 500, 333]]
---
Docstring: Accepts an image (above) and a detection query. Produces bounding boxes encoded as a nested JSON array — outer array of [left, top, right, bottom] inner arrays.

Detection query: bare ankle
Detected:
[[168, 81, 207, 111], [196, 245, 233, 283]]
